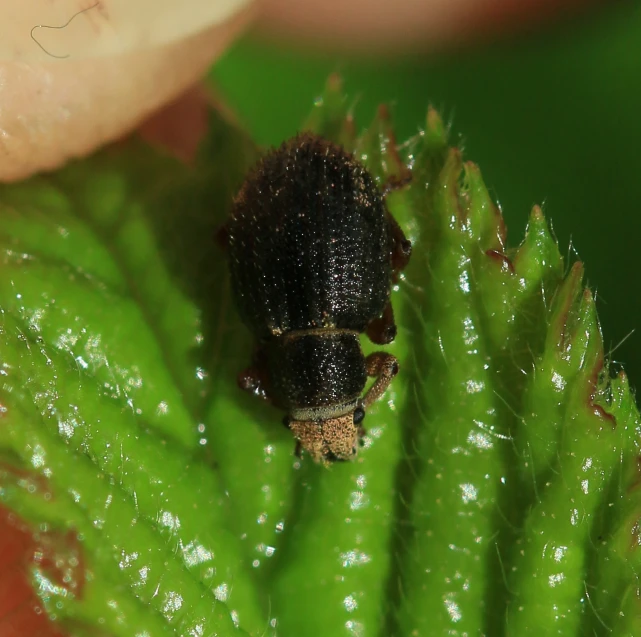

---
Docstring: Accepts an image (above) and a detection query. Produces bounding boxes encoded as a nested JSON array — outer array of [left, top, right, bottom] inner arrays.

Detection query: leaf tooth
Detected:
[[546, 261, 585, 355], [512, 205, 563, 297], [394, 141, 510, 635], [461, 161, 505, 252], [566, 289, 619, 435], [391, 108, 450, 252], [402, 107, 448, 198], [516, 265, 600, 480], [424, 105, 448, 148], [433, 147, 464, 233], [604, 370, 641, 452], [301, 74, 356, 150], [354, 103, 410, 189]]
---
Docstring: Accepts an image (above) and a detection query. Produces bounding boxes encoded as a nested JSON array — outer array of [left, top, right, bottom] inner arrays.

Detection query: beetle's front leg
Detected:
[[381, 170, 412, 198], [363, 352, 399, 408], [366, 301, 397, 345]]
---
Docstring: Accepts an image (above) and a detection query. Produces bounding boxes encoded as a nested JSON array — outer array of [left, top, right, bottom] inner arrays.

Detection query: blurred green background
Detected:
[[211, 2, 641, 385]]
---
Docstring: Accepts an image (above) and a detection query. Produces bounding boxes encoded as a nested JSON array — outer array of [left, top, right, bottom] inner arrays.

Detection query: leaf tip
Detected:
[[326, 72, 343, 93], [529, 205, 546, 227], [425, 106, 447, 146]]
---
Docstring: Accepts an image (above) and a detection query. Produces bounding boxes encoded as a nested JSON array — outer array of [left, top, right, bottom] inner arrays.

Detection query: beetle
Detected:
[[225, 132, 411, 463]]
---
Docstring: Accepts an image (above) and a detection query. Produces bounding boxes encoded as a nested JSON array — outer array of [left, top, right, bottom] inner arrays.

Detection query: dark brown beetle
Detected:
[[225, 133, 411, 463]]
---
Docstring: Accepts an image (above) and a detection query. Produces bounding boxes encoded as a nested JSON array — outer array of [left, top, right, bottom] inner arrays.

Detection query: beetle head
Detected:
[[286, 406, 365, 464]]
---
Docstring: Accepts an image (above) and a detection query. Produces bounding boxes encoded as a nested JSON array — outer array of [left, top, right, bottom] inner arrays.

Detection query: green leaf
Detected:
[[0, 135, 266, 636], [1, 79, 640, 637]]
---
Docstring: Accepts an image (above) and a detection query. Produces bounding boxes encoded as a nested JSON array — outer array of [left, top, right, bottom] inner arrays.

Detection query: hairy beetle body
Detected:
[[226, 133, 410, 463]]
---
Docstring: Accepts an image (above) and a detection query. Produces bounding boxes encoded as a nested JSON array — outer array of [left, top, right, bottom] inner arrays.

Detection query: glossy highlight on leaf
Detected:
[[0, 78, 640, 637]]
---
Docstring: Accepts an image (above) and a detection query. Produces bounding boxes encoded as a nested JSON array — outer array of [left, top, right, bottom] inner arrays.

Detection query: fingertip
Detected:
[[0, 5, 253, 183]]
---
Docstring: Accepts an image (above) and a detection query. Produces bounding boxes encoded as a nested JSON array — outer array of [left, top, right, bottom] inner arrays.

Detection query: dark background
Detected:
[[212, 2, 641, 385]]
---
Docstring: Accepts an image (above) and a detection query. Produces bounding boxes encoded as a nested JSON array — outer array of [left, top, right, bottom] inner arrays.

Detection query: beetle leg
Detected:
[[294, 441, 303, 459], [381, 171, 412, 197], [363, 352, 399, 408], [366, 301, 397, 345]]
